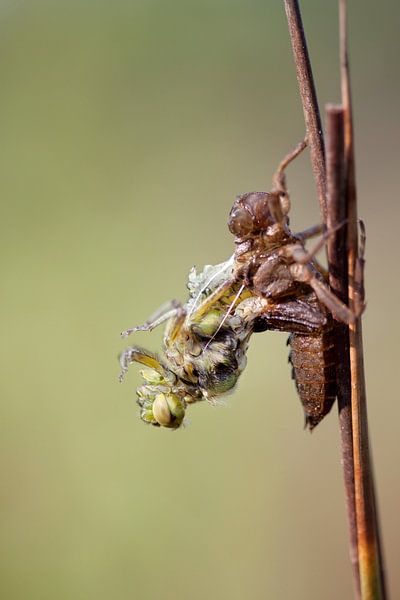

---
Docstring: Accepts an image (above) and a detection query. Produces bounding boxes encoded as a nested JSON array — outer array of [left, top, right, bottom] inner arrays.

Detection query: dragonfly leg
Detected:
[[353, 219, 366, 315], [289, 259, 356, 324], [294, 223, 324, 241], [272, 138, 308, 193], [121, 299, 183, 337], [291, 220, 347, 265], [118, 347, 167, 382]]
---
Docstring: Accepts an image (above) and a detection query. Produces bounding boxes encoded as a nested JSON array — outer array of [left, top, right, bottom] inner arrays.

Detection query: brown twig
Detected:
[[339, 2, 387, 598], [283, 2, 388, 598], [283, 4, 361, 593], [283, 0, 327, 220], [325, 104, 360, 599]]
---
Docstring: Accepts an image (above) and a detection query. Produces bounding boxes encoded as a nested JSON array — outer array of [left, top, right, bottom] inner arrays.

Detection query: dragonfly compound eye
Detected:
[[228, 192, 273, 237], [151, 393, 186, 429], [228, 203, 254, 236]]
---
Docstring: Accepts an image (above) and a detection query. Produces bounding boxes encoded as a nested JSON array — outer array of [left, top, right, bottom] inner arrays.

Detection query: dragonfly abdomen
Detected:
[[288, 322, 337, 430]]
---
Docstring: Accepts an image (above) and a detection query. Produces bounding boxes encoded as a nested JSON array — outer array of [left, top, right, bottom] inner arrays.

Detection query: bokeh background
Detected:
[[1, 1, 399, 598]]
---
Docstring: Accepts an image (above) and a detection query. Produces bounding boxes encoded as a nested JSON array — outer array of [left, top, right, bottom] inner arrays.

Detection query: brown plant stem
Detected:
[[283, 1, 388, 598], [283, 4, 361, 593], [339, 2, 387, 598], [325, 104, 360, 599], [283, 0, 327, 220]]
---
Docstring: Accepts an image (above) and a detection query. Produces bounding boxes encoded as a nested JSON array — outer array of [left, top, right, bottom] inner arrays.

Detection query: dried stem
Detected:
[[283, 1, 388, 598], [283, 5, 360, 594], [325, 104, 360, 599], [339, 1, 387, 598], [283, 0, 327, 220]]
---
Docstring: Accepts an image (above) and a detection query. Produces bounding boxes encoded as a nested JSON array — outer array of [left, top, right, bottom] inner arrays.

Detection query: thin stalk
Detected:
[[325, 104, 360, 599], [283, 0, 327, 220], [282, 2, 387, 597], [339, 1, 387, 598], [282, 12, 361, 591]]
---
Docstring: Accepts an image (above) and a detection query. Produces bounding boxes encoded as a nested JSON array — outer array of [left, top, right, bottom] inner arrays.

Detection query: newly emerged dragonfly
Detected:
[[119, 258, 258, 428], [119, 140, 358, 429]]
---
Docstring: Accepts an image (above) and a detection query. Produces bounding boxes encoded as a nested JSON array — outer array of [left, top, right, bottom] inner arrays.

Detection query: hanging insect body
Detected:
[[119, 259, 259, 428], [224, 140, 357, 429], [119, 140, 358, 429]]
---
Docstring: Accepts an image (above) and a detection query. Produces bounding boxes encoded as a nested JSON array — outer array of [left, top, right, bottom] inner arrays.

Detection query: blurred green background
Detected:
[[1, 1, 399, 598]]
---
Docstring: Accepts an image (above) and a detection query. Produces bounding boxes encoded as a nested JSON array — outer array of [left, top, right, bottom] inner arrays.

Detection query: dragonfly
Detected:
[[119, 257, 258, 428], [119, 140, 359, 429]]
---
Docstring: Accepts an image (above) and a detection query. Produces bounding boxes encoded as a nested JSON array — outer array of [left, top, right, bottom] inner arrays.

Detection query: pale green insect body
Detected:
[[122, 258, 257, 429], [163, 260, 254, 399]]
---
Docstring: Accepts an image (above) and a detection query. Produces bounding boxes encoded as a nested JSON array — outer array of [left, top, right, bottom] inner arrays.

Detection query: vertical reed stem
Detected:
[[339, 2, 387, 598], [283, 0, 327, 220], [283, 2, 388, 598], [325, 104, 360, 599]]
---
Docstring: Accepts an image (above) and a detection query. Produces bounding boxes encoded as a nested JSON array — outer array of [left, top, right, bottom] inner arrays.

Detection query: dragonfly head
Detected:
[[228, 191, 290, 238], [136, 369, 187, 429]]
